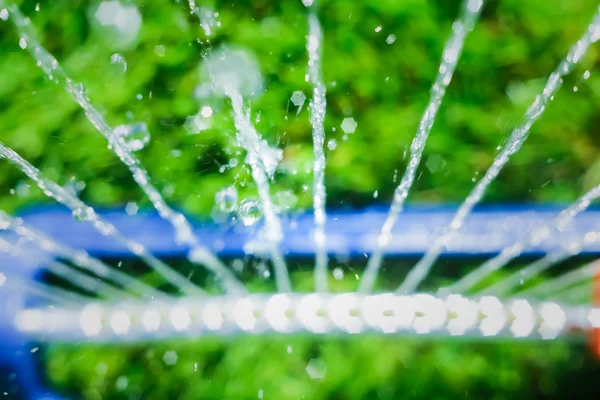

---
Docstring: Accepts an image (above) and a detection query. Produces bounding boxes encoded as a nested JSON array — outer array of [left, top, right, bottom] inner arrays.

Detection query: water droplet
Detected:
[[94, 1, 142, 45], [163, 351, 178, 366], [291, 91, 306, 114], [184, 114, 212, 134], [274, 190, 297, 211], [18, 36, 27, 49], [425, 154, 447, 173], [238, 199, 262, 226], [115, 376, 128, 391], [573, 85, 579, 92], [340, 117, 357, 134], [95, 363, 108, 375], [584, 70, 591, 80], [375, 26, 382, 33], [110, 53, 127, 73], [162, 184, 175, 198], [327, 139, 337, 150], [200, 105, 213, 118], [113, 122, 150, 151], [16, 182, 30, 197], [203, 47, 263, 97], [306, 358, 327, 380], [0, 9, 9, 21], [154, 45, 166, 57], [35, 3, 40, 12], [215, 186, 238, 213], [373, 190, 379, 199], [333, 268, 344, 281], [232, 259, 244, 273], [386, 34, 396, 45], [125, 202, 138, 215]]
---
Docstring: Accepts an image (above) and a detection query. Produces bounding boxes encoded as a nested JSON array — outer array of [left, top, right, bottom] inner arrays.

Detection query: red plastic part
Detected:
[[593, 270, 600, 357]]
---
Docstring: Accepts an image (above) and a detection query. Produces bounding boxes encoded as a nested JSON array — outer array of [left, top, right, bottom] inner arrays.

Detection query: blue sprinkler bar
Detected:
[[14, 204, 600, 259]]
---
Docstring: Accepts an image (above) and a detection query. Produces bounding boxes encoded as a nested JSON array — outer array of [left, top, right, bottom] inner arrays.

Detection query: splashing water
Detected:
[[0, 234, 126, 300], [359, 0, 485, 292], [113, 122, 150, 152], [0, 210, 160, 299], [238, 199, 262, 226], [482, 218, 600, 297], [0, 267, 87, 306], [228, 89, 290, 291], [522, 259, 600, 299], [0, 143, 207, 296], [4, 3, 245, 295], [203, 47, 291, 292], [188, 1, 220, 36], [396, 6, 600, 294], [483, 251, 572, 296], [447, 183, 600, 294], [306, 6, 329, 292], [203, 48, 282, 176], [1, 0, 600, 351]]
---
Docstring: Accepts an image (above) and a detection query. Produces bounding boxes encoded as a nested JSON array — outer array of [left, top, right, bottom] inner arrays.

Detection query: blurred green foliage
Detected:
[[46, 336, 596, 400], [1, 0, 600, 215], [2, 0, 600, 398]]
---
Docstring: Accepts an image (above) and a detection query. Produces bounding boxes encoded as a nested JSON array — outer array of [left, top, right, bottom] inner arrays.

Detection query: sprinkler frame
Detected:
[[2, 205, 600, 399]]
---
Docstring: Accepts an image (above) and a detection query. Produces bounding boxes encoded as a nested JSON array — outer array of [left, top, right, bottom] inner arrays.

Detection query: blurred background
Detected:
[[1, 0, 600, 398]]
